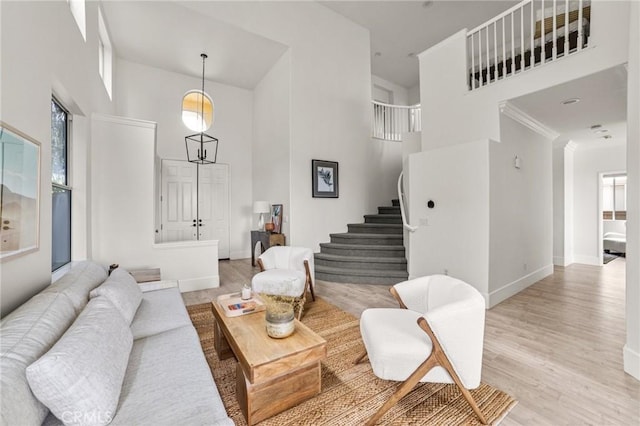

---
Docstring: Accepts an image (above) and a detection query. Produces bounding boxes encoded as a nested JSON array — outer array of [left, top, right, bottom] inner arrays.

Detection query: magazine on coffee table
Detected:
[[217, 292, 266, 317]]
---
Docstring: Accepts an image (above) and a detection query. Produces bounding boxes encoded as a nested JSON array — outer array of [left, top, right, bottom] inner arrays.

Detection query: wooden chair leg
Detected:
[[295, 293, 306, 320], [365, 354, 439, 426], [304, 260, 316, 301], [417, 318, 488, 425], [354, 350, 368, 365], [308, 278, 316, 301], [389, 286, 407, 309]]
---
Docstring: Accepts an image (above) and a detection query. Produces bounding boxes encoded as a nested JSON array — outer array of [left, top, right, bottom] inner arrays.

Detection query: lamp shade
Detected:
[[253, 201, 270, 214]]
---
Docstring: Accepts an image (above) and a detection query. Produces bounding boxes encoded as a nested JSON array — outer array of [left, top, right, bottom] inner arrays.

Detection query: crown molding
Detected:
[[564, 140, 578, 152], [499, 101, 560, 141], [92, 113, 157, 129]]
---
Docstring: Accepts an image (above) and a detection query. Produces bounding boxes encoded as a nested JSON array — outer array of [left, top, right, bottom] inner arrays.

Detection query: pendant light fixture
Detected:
[[184, 53, 219, 165]]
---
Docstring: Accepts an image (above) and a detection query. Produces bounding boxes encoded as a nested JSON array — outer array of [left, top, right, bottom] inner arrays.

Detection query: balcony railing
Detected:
[[372, 101, 421, 141], [467, 0, 590, 90]]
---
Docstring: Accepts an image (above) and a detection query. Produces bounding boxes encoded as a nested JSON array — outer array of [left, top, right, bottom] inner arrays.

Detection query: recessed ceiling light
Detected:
[[422, 1, 434, 8], [561, 98, 580, 105], [408, 52, 416, 58], [601, 135, 613, 139], [590, 124, 602, 129], [374, 52, 382, 57], [595, 129, 609, 134]]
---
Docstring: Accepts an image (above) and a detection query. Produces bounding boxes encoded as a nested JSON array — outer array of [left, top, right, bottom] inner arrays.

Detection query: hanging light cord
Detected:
[[200, 53, 207, 133]]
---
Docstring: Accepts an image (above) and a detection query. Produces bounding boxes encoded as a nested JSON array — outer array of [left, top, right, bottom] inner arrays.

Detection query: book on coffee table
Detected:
[[217, 293, 266, 317]]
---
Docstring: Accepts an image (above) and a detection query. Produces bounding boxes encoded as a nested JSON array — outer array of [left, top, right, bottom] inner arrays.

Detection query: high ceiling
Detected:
[[102, 1, 520, 90], [101, 1, 288, 89], [102, 1, 627, 146], [321, 0, 520, 88], [510, 65, 628, 146]]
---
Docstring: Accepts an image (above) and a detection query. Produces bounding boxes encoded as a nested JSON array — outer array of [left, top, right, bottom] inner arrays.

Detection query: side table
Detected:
[[251, 231, 286, 266]]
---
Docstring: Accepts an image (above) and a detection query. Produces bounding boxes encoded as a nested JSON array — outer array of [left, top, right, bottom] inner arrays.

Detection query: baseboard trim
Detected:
[[553, 256, 572, 266], [623, 344, 640, 380], [488, 264, 554, 308], [178, 275, 220, 293], [572, 255, 600, 266]]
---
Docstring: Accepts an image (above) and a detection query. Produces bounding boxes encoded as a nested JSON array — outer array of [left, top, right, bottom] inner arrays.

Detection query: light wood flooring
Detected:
[[182, 257, 640, 425]]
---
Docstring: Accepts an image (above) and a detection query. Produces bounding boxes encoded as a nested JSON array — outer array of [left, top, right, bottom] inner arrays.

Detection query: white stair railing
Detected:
[[467, 0, 590, 90], [398, 172, 417, 233], [372, 101, 421, 141]]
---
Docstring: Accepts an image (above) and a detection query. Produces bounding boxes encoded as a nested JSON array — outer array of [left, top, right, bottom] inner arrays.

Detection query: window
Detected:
[[68, 0, 86, 41], [51, 98, 72, 271], [97, 8, 113, 99], [603, 175, 626, 220]]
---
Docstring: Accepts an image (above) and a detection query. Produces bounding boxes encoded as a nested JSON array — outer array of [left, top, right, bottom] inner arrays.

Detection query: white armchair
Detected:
[[251, 246, 316, 319], [356, 275, 487, 425]]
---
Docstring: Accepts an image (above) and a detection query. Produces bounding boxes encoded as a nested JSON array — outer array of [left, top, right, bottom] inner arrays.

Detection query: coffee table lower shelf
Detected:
[[236, 361, 322, 424], [211, 300, 326, 425]]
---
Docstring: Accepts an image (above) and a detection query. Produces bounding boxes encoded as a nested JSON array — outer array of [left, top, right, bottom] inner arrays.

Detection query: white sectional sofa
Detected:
[[0, 261, 233, 426]]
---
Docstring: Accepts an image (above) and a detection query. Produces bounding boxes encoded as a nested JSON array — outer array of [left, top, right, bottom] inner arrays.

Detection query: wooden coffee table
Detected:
[[211, 298, 327, 425]]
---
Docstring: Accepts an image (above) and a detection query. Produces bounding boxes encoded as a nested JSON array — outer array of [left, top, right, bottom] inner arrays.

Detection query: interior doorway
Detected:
[[160, 159, 230, 258], [599, 172, 627, 265]]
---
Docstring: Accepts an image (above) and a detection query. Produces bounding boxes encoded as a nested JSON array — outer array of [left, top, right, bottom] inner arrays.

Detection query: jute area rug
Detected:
[[187, 298, 517, 425]]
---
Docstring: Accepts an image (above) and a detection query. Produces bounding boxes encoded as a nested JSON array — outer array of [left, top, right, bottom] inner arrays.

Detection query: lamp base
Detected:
[[258, 214, 265, 231]]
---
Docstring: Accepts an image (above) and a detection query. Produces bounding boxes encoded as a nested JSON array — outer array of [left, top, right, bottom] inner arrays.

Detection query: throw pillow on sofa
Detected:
[[90, 268, 142, 324], [25, 297, 133, 426]]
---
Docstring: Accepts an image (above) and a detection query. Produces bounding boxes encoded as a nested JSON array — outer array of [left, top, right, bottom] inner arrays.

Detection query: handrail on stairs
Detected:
[[398, 172, 418, 233]]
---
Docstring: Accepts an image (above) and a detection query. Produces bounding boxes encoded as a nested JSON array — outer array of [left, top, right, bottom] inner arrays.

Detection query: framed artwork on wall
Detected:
[[312, 159, 339, 198], [0, 122, 41, 261], [271, 204, 283, 234]]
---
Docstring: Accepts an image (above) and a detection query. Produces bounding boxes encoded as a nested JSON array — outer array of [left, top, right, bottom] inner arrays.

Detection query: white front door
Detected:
[[161, 160, 197, 242], [197, 164, 230, 258], [160, 160, 230, 258]]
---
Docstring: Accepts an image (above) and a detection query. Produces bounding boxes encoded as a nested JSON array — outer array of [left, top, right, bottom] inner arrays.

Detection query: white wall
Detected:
[[410, 0, 632, 311], [90, 115, 219, 292], [418, 1, 631, 150], [489, 115, 553, 306], [407, 140, 491, 299], [372, 74, 409, 105], [369, 76, 406, 205], [0, 1, 115, 315], [624, 0, 640, 380], [252, 51, 291, 242], [115, 60, 253, 259], [181, 2, 374, 252], [572, 141, 626, 265], [408, 83, 420, 105], [564, 142, 576, 265], [553, 141, 567, 265]]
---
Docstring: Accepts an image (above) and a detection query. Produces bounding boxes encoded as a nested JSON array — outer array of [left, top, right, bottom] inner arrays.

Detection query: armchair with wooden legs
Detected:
[[355, 275, 488, 425], [251, 246, 316, 320]]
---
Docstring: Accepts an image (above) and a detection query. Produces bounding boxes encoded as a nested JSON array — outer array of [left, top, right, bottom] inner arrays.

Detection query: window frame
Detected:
[[97, 8, 113, 99], [51, 97, 72, 272]]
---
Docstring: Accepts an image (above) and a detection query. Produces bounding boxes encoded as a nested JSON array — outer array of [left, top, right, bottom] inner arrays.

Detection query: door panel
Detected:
[[209, 165, 230, 258], [162, 160, 196, 242], [160, 160, 229, 258]]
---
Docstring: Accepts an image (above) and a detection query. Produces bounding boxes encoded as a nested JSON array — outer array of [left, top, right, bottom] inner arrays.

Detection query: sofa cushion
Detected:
[[26, 297, 133, 426], [1, 292, 77, 426], [130, 287, 192, 340], [112, 325, 233, 426], [90, 268, 142, 325], [42, 261, 108, 314]]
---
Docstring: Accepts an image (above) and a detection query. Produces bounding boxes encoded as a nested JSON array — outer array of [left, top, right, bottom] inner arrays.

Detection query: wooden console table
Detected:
[[251, 231, 285, 266]]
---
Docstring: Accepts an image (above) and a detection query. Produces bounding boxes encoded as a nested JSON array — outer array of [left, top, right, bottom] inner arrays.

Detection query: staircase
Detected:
[[315, 200, 408, 285]]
